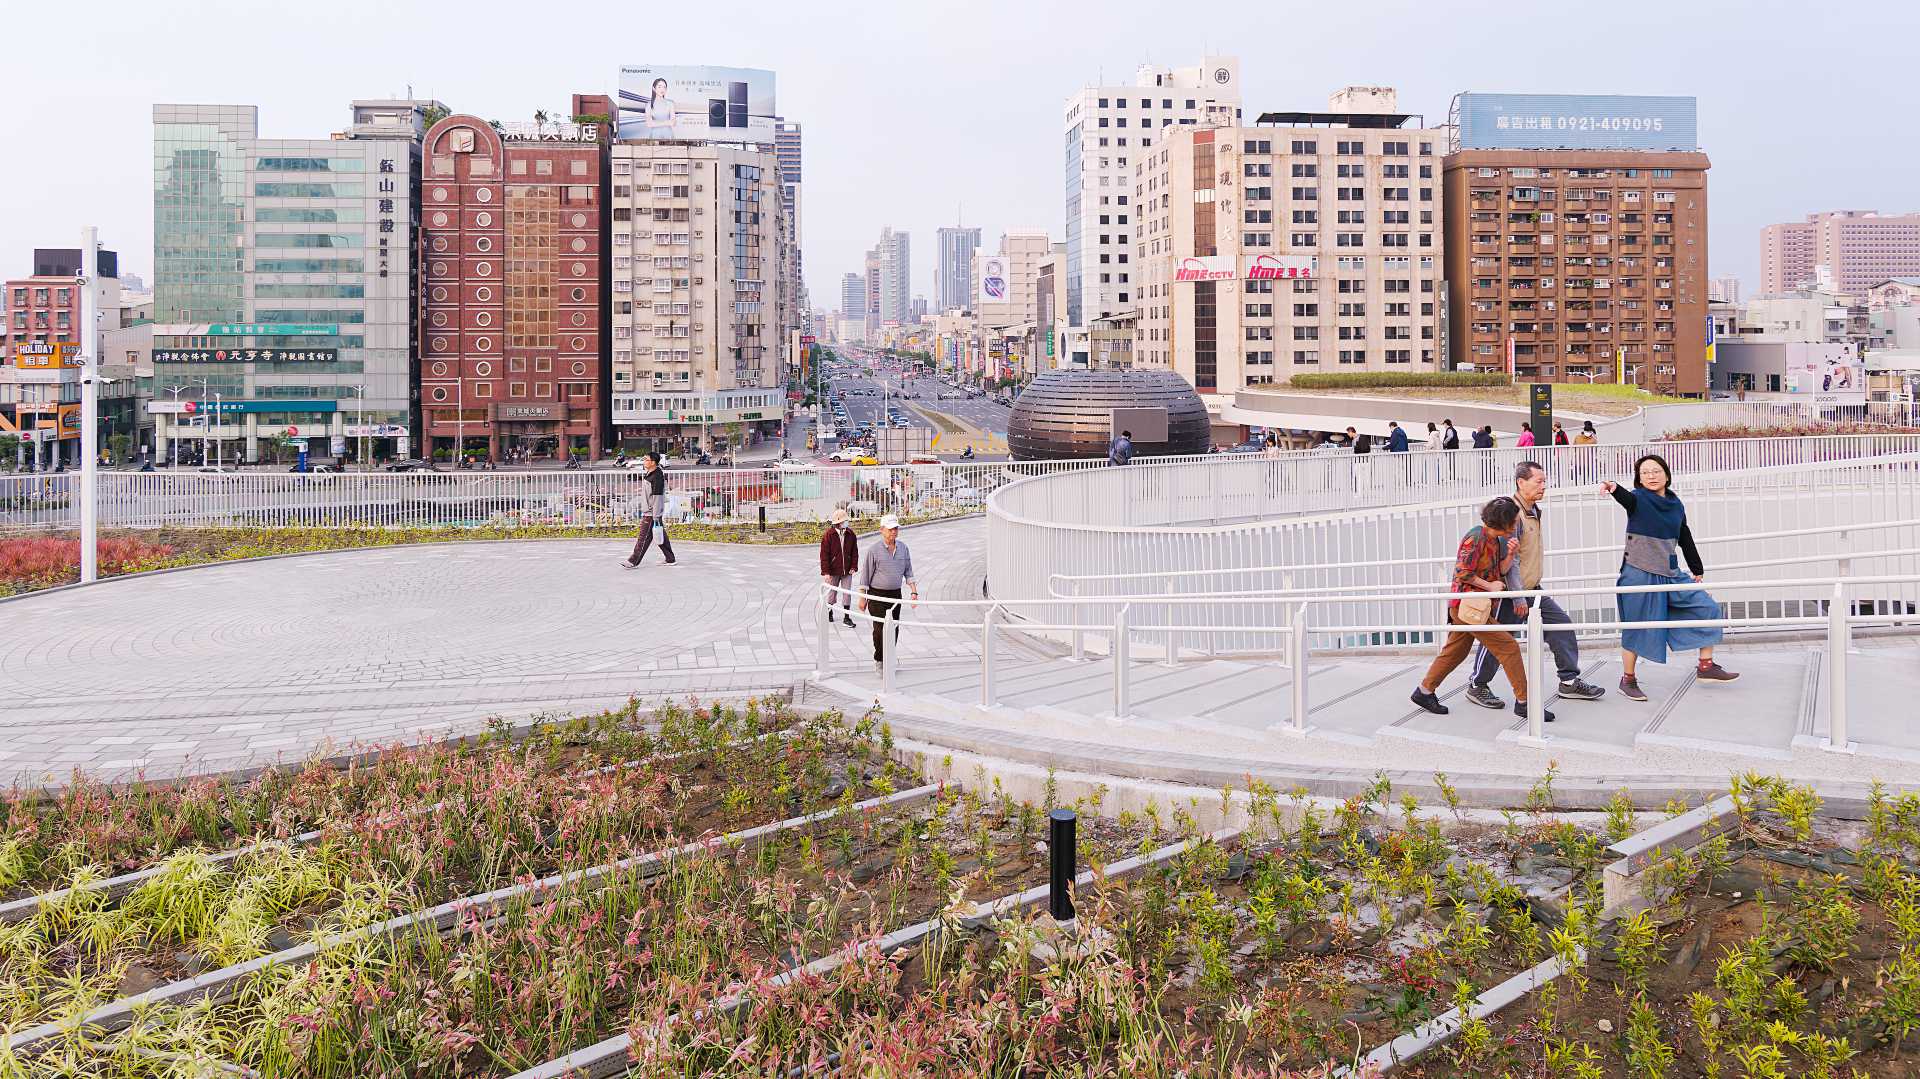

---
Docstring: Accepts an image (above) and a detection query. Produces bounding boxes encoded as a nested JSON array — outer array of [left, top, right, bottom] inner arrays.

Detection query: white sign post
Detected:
[[79, 227, 100, 584]]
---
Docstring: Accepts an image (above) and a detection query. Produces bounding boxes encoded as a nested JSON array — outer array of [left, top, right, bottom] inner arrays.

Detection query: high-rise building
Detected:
[[875, 227, 910, 325], [840, 272, 865, 317], [1710, 276, 1742, 304], [1761, 211, 1920, 298], [1136, 89, 1446, 401], [774, 120, 802, 246], [151, 100, 436, 464], [607, 140, 793, 450], [1442, 93, 1710, 395], [1063, 56, 1241, 365], [418, 105, 608, 465], [934, 226, 981, 313]]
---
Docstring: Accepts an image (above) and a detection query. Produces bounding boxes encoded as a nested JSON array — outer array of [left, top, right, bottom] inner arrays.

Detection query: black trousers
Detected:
[[629, 516, 675, 563], [868, 587, 902, 662]]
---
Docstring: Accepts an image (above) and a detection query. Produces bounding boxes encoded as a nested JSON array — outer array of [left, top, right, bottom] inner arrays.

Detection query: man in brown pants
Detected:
[[1409, 496, 1554, 723]]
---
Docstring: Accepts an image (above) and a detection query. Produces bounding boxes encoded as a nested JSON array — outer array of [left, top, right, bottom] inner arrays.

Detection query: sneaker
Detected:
[[663, 559, 679, 566], [1557, 678, 1606, 701], [620, 560, 639, 570], [1618, 676, 1649, 702], [1464, 683, 1505, 710], [841, 615, 855, 627], [1514, 701, 1556, 724], [1410, 688, 1449, 715], [1695, 661, 1740, 683]]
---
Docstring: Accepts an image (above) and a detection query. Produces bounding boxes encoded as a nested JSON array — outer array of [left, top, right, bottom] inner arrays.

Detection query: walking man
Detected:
[[1463, 461, 1606, 709], [1108, 429, 1135, 466], [1440, 419, 1460, 451], [856, 514, 918, 667], [1387, 421, 1409, 453], [620, 451, 677, 568], [819, 507, 859, 627]]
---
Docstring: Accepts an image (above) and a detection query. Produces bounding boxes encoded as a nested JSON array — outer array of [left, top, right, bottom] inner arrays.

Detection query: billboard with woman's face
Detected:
[[616, 65, 777, 142]]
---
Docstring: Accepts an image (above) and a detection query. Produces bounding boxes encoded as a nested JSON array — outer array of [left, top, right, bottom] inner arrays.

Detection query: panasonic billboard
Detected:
[[1457, 93, 1698, 152]]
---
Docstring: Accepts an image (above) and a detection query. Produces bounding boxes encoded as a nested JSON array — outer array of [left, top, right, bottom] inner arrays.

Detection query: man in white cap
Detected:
[[855, 513, 918, 666]]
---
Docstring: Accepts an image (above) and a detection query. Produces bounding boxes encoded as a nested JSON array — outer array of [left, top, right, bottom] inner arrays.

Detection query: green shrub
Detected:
[[1287, 372, 1514, 390]]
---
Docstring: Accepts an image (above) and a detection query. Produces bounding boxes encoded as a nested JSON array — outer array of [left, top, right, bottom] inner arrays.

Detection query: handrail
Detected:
[[1046, 514, 1920, 592]]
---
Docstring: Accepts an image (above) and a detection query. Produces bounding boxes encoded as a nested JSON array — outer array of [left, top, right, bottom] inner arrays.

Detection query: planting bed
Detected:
[[1400, 777, 1920, 1077], [0, 699, 895, 1036], [601, 774, 1624, 1077]]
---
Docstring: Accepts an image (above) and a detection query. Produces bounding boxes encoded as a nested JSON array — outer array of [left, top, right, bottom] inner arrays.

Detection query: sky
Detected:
[[5, 0, 1916, 307]]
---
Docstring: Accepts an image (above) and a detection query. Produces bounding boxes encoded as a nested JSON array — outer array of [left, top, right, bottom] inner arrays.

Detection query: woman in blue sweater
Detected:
[[1603, 453, 1739, 701]]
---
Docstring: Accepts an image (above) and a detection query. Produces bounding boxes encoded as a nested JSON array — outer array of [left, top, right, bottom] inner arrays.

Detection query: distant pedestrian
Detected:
[[856, 514, 919, 666], [621, 452, 677, 568], [1425, 421, 1439, 446], [1387, 421, 1409, 453], [1574, 421, 1597, 446], [1517, 422, 1537, 448], [1262, 433, 1281, 459], [1553, 421, 1569, 446], [1463, 461, 1605, 712], [1108, 429, 1135, 466], [1352, 432, 1373, 455], [1410, 496, 1552, 722], [819, 507, 859, 628], [1441, 419, 1461, 450], [1605, 454, 1739, 700], [1471, 425, 1494, 450]]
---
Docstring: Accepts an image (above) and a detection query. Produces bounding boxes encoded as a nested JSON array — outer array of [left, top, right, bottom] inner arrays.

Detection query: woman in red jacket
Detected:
[[819, 508, 860, 627]]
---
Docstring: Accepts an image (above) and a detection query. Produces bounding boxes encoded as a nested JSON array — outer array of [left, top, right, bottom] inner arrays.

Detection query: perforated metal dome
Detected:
[[1006, 369, 1212, 461]]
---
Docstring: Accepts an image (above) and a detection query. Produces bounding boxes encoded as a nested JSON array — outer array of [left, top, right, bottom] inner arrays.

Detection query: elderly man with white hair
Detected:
[[818, 507, 860, 627], [855, 513, 918, 667]]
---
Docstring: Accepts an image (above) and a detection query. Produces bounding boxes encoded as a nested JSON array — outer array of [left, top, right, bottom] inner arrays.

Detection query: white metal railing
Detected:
[[990, 445, 1920, 653], [821, 569, 1919, 757]]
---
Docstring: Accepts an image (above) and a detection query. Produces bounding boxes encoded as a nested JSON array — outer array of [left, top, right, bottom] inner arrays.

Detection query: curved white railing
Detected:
[[987, 442, 1920, 652], [822, 567, 1919, 758]]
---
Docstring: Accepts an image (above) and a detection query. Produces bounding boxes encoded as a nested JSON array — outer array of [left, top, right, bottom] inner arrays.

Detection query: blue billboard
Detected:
[[1457, 93, 1698, 152]]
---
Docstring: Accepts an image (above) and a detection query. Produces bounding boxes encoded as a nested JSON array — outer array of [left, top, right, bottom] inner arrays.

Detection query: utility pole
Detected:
[[78, 227, 99, 583]]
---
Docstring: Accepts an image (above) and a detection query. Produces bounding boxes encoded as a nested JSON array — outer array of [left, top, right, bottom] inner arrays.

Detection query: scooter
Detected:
[[960, 446, 975, 460]]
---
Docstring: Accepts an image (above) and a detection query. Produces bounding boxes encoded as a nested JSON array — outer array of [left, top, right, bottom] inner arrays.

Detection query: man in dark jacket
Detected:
[[621, 452, 677, 568], [1471, 426, 1495, 450], [1441, 419, 1461, 450], [1387, 422, 1409, 453], [819, 507, 859, 627], [1108, 429, 1134, 466]]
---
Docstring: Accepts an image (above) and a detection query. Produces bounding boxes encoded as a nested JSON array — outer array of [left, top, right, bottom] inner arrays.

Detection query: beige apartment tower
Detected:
[[608, 141, 795, 448], [1135, 89, 1446, 395]]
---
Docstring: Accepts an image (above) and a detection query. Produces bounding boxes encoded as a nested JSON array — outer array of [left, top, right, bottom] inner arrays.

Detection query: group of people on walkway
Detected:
[[820, 509, 919, 666], [1412, 452, 1738, 721], [1337, 418, 1599, 453]]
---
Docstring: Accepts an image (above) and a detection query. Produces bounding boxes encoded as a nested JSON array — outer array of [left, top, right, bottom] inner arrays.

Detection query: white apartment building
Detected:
[[1136, 88, 1445, 410], [608, 141, 794, 447], [875, 227, 910, 326], [1062, 57, 1241, 366]]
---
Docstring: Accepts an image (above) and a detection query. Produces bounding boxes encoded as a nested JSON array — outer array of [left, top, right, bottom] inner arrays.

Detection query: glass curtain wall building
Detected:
[[151, 102, 430, 464]]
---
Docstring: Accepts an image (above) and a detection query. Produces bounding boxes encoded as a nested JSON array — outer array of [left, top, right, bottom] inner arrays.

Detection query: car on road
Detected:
[[775, 458, 815, 471], [195, 465, 238, 474], [289, 462, 346, 473], [827, 448, 866, 462], [385, 458, 432, 472]]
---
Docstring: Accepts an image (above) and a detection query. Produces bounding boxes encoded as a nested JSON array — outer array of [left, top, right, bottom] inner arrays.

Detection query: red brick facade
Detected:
[[419, 115, 604, 462]]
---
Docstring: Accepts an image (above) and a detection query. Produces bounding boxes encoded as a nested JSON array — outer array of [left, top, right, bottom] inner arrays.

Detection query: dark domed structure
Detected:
[[1006, 369, 1212, 461]]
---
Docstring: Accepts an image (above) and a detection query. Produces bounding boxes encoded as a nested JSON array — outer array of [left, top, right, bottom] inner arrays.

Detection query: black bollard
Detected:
[[1048, 808, 1076, 922], [758, 504, 767, 532]]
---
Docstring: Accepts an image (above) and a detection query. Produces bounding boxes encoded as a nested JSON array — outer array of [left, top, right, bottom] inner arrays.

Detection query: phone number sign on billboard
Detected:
[[1457, 94, 1697, 152], [154, 348, 340, 364]]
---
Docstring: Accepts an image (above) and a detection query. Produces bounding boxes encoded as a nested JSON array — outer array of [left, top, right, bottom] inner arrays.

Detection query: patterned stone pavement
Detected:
[[0, 519, 990, 787]]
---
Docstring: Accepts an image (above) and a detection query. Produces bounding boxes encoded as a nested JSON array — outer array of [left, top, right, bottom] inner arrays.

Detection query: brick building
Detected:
[[419, 103, 608, 464]]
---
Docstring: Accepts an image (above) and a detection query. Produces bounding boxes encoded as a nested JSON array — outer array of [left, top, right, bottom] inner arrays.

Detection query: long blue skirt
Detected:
[[1617, 564, 1722, 664]]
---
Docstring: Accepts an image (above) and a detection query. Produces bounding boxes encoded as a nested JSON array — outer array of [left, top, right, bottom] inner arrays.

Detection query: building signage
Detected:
[[344, 423, 408, 437], [377, 159, 397, 279], [616, 65, 778, 143], [153, 348, 339, 364], [495, 403, 563, 420], [1456, 93, 1698, 152], [12, 342, 80, 369], [207, 324, 338, 336], [978, 256, 1009, 303], [494, 121, 597, 142], [168, 400, 340, 415], [1174, 255, 1236, 283], [1245, 254, 1316, 280]]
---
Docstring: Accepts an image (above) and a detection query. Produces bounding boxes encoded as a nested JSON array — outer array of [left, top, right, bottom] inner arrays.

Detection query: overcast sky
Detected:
[[6, 0, 1914, 306]]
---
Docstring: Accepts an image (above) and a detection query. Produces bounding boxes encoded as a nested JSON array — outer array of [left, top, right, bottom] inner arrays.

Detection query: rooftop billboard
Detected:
[[616, 65, 777, 143], [1457, 93, 1698, 152]]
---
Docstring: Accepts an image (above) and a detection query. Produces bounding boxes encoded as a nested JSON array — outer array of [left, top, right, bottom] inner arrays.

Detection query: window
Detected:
[[1337, 210, 1366, 224], [1337, 163, 1365, 179], [1293, 303, 1318, 317], [1291, 163, 1317, 177], [1337, 187, 1364, 201], [1339, 349, 1366, 364], [1290, 140, 1316, 154], [1339, 302, 1366, 317], [1382, 141, 1408, 155], [1289, 232, 1317, 246], [1291, 186, 1318, 200], [1292, 326, 1319, 340], [1245, 303, 1273, 317], [1293, 350, 1319, 364], [1291, 209, 1316, 223], [1336, 140, 1364, 155]]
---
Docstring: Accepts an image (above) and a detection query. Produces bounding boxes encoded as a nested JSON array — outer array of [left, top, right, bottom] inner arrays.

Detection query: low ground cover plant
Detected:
[[1659, 420, 1920, 441], [0, 699, 898, 1036]]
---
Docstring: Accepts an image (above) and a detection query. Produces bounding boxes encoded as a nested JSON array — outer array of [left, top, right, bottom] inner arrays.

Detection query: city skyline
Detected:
[[7, 0, 1919, 309]]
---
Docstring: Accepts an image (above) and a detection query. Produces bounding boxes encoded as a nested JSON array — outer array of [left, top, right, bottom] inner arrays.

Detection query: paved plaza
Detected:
[[0, 520, 992, 787]]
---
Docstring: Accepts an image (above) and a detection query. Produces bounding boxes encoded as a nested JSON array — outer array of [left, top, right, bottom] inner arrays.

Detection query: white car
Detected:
[[196, 465, 238, 474], [827, 448, 865, 462], [776, 457, 815, 471]]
